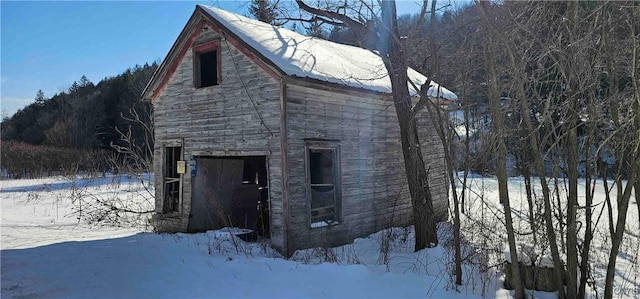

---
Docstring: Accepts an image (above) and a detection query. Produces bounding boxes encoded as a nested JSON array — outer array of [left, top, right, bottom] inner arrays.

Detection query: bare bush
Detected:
[[1, 141, 109, 179], [66, 174, 154, 228]]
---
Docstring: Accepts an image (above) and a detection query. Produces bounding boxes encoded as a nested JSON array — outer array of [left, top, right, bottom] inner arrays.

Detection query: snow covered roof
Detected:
[[198, 5, 457, 100]]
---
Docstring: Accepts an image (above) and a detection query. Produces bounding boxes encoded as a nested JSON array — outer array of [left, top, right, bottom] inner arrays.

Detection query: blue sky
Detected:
[[1, 1, 432, 119]]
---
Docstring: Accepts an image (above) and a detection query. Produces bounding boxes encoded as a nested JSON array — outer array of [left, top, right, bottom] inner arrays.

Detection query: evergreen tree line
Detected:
[[1, 63, 157, 177]]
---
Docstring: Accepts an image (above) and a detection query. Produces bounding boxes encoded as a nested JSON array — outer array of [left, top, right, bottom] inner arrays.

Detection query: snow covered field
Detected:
[[1, 174, 638, 298]]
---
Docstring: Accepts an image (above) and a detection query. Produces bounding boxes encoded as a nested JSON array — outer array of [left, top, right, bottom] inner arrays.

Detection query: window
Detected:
[[193, 41, 220, 88], [164, 146, 182, 213], [306, 140, 341, 227]]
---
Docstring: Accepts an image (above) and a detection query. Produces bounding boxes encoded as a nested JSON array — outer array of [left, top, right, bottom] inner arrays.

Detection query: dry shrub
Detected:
[[1, 141, 109, 178]]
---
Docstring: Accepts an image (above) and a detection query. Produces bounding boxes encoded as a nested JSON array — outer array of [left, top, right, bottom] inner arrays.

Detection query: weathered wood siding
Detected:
[[416, 108, 449, 221], [152, 25, 286, 251], [283, 83, 449, 251]]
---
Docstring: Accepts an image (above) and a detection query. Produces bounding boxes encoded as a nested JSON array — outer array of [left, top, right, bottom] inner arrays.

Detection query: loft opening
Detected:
[[189, 156, 270, 239], [193, 41, 220, 88]]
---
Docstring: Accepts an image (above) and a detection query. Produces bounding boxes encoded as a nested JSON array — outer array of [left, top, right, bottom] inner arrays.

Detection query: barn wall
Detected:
[[151, 25, 286, 251], [416, 108, 450, 221], [283, 83, 449, 252]]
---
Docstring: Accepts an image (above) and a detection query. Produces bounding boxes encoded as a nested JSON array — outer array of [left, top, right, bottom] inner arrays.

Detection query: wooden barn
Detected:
[[142, 5, 457, 256]]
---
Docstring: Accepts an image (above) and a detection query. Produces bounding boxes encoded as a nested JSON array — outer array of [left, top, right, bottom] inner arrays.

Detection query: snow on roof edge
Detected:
[[198, 5, 457, 101]]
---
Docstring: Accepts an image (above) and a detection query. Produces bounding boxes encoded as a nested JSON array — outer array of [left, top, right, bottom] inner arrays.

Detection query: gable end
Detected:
[[142, 8, 285, 102]]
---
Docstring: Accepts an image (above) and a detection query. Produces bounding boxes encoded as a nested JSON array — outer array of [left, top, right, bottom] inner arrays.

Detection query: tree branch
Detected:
[[409, 79, 433, 115], [294, 0, 368, 32], [283, 15, 346, 27]]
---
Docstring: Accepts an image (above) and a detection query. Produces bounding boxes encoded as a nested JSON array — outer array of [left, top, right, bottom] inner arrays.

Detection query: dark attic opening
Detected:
[[199, 50, 218, 87], [189, 156, 269, 241]]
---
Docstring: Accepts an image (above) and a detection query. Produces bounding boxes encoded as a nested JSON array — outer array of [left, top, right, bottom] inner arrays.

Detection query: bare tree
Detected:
[[416, 0, 463, 285], [476, 1, 525, 297], [601, 3, 640, 298], [482, 3, 567, 295]]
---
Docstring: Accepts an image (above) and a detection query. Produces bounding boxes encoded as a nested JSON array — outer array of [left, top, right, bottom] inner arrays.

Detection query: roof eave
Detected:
[[283, 75, 392, 98], [141, 8, 203, 102]]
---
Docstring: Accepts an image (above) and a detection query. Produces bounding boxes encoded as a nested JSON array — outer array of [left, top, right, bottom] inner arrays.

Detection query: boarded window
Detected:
[[193, 41, 220, 88], [306, 141, 341, 227], [164, 146, 182, 213]]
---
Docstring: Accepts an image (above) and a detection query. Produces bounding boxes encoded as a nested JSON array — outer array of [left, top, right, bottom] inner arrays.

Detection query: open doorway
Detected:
[[189, 156, 269, 239]]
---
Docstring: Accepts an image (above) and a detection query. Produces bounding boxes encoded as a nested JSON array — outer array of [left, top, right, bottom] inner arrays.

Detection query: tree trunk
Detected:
[[423, 0, 461, 284], [522, 163, 536, 243], [604, 172, 638, 298], [380, 0, 438, 250], [578, 93, 596, 299], [477, 1, 525, 297], [565, 95, 579, 299], [636, 181, 640, 227], [422, 70, 463, 285], [563, 4, 580, 297], [423, 103, 464, 281], [462, 96, 470, 215], [553, 164, 566, 255], [604, 4, 640, 295]]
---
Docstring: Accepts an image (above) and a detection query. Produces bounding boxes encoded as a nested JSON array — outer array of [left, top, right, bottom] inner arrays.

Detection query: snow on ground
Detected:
[[1, 175, 487, 299], [1, 176, 145, 250], [455, 174, 640, 298], [1, 174, 638, 298]]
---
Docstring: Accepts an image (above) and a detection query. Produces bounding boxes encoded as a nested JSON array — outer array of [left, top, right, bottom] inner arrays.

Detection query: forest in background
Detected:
[[1, 63, 156, 177]]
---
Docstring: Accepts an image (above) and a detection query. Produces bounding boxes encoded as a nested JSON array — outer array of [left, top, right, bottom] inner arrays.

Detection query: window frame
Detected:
[[162, 140, 183, 214], [193, 41, 221, 88], [305, 139, 342, 228]]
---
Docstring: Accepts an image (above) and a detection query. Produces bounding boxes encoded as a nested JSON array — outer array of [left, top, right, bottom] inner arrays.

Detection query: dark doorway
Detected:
[[189, 156, 269, 238]]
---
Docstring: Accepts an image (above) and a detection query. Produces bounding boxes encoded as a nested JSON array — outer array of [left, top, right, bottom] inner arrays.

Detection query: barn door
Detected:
[[189, 158, 244, 231]]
